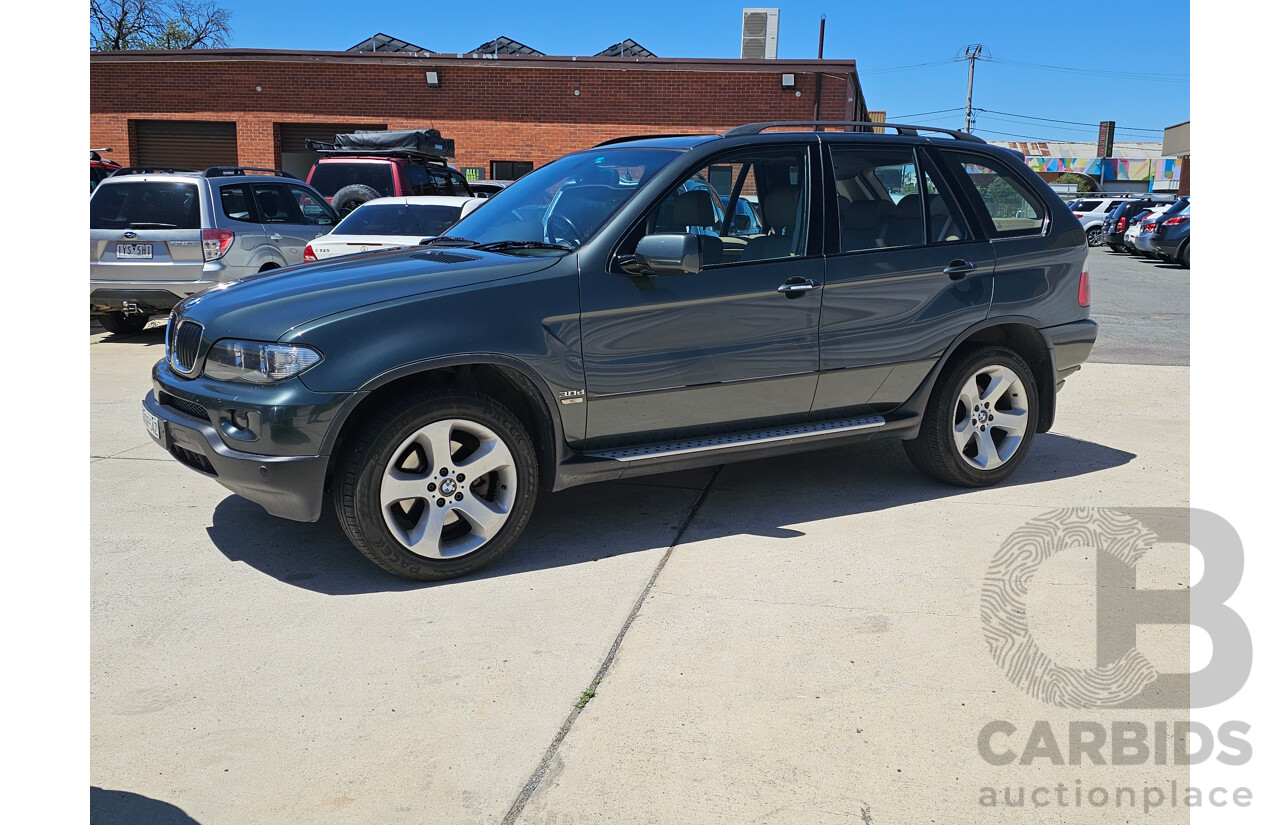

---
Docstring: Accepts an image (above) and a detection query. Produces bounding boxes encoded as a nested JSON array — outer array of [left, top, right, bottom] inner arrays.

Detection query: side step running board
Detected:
[[588, 415, 886, 462]]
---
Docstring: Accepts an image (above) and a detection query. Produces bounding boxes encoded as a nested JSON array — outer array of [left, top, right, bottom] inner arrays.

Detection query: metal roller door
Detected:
[[134, 120, 238, 170], [277, 123, 386, 180]]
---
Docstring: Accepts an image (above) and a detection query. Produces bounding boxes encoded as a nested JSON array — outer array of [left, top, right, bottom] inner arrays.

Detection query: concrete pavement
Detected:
[[91, 287, 1189, 824]]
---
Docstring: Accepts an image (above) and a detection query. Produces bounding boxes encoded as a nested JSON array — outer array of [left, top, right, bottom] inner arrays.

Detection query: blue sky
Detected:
[[213, 0, 1191, 145]]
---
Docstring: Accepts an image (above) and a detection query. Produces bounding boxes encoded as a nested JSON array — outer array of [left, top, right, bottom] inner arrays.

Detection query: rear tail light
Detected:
[[303, 243, 317, 262], [1164, 215, 1188, 226], [202, 229, 234, 261], [1078, 267, 1091, 307], [1117, 216, 1127, 232]]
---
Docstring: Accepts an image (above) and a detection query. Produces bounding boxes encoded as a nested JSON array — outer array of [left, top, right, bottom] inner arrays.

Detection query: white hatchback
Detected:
[[304, 195, 484, 261]]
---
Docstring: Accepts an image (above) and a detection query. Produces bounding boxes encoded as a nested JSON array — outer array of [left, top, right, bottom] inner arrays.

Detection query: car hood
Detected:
[[176, 246, 561, 342]]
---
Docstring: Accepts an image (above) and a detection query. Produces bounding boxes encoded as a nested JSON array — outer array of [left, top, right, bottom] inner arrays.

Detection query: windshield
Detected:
[[444, 148, 681, 252], [332, 203, 464, 237]]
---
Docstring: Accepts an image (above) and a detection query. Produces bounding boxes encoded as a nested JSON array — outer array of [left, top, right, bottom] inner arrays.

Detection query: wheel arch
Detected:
[[322, 355, 563, 493], [902, 317, 1057, 437]]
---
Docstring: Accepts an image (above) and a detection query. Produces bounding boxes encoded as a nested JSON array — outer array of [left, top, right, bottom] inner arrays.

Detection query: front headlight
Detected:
[[202, 339, 323, 384]]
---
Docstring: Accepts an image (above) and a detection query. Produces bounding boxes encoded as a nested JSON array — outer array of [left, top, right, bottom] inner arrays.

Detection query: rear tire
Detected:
[[331, 184, 381, 217], [1085, 226, 1103, 246], [98, 311, 151, 335], [904, 346, 1039, 487], [333, 388, 538, 581], [1180, 241, 1190, 268]]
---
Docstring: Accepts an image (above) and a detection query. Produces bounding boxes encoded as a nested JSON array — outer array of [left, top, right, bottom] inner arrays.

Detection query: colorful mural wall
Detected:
[[1021, 156, 1183, 184]]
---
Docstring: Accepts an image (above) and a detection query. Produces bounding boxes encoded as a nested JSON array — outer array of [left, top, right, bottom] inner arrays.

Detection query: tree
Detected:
[[1055, 172, 1096, 194], [91, 1, 232, 51]]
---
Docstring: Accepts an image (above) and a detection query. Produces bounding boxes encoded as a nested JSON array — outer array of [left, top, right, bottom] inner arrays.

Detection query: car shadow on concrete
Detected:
[[90, 787, 202, 824], [90, 322, 168, 345], [204, 433, 1136, 595]]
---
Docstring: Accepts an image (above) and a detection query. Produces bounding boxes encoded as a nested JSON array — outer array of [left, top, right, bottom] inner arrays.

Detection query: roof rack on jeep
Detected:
[[90, 148, 113, 161], [203, 167, 298, 179], [721, 121, 987, 143], [109, 166, 198, 177]]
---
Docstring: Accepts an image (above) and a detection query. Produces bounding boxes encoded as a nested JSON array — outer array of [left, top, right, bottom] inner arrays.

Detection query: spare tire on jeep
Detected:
[[331, 184, 382, 217]]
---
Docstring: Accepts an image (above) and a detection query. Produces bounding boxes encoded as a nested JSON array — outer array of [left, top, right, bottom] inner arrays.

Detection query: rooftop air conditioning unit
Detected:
[[741, 8, 779, 59]]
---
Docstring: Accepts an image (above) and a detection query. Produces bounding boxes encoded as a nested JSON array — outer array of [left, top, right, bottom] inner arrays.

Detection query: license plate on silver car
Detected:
[[117, 243, 153, 259]]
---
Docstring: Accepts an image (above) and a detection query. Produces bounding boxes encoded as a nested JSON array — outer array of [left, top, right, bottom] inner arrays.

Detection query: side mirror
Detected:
[[620, 233, 703, 276]]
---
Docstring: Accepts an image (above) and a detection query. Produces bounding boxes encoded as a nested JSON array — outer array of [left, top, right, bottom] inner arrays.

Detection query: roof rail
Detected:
[[109, 166, 198, 177], [593, 133, 703, 147], [203, 167, 298, 179], [303, 143, 454, 165], [722, 121, 987, 143]]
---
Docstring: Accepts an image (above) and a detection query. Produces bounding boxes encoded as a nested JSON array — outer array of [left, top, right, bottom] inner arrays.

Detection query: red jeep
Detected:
[[304, 129, 476, 216]]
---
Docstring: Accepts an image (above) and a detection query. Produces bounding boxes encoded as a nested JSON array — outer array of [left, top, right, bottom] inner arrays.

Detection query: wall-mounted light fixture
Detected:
[[425, 71, 440, 88], [781, 73, 795, 90]]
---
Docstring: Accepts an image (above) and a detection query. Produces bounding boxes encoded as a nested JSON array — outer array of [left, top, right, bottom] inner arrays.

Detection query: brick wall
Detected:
[[90, 52, 864, 173]]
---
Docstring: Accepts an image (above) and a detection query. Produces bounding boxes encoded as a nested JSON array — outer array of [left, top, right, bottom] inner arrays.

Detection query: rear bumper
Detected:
[[1043, 319, 1098, 390], [91, 282, 218, 313]]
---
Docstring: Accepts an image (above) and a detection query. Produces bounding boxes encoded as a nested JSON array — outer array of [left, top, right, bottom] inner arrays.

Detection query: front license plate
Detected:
[[143, 406, 163, 443], [117, 242, 153, 259]]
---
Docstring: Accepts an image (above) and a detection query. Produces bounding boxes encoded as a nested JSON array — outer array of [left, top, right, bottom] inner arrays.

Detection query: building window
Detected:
[[491, 160, 534, 181]]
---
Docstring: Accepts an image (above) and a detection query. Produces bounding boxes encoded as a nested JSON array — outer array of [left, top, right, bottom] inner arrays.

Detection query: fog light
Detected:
[[231, 410, 250, 430]]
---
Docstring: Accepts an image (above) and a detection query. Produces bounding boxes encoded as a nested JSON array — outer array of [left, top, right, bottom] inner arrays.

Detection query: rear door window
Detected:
[[251, 183, 307, 224], [90, 181, 201, 230]]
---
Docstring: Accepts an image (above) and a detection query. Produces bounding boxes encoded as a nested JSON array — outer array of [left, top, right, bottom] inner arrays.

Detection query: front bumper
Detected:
[[143, 390, 330, 522]]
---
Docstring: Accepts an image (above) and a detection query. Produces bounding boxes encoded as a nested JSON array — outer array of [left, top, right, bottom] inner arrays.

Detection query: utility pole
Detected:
[[963, 44, 985, 133]]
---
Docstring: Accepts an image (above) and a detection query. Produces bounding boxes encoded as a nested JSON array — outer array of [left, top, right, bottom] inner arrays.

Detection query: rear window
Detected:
[[1069, 199, 1101, 212], [308, 162, 395, 198], [332, 203, 465, 237], [90, 181, 201, 230]]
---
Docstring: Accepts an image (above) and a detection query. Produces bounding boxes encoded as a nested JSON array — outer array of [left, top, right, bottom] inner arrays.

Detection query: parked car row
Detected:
[[1068, 192, 1178, 247], [1100, 196, 1190, 267]]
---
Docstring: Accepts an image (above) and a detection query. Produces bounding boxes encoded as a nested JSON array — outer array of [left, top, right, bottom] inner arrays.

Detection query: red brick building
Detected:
[[90, 48, 871, 181]]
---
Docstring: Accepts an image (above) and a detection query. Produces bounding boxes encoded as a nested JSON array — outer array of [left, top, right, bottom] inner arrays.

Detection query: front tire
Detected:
[[333, 388, 538, 580], [98, 311, 151, 335], [904, 346, 1039, 487]]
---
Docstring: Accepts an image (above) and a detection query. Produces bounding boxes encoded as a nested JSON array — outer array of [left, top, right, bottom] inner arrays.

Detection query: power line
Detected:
[[979, 108, 1165, 133], [987, 57, 1189, 83], [885, 106, 967, 119], [860, 58, 960, 76]]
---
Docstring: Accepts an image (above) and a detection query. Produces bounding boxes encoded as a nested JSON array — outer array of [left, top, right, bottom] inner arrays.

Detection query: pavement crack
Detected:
[[500, 465, 722, 825]]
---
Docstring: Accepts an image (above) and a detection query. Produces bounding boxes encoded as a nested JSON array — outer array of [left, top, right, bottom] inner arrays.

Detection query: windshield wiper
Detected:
[[127, 222, 178, 229], [473, 240, 572, 253], [420, 235, 478, 248]]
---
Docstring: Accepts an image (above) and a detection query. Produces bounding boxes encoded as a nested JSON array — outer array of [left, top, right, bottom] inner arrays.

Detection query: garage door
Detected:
[[278, 123, 386, 180], [133, 120, 238, 171]]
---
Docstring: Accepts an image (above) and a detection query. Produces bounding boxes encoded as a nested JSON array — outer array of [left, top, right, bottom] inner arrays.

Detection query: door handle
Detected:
[[943, 259, 976, 279], [777, 277, 817, 298], [269, 233, 284, 241]]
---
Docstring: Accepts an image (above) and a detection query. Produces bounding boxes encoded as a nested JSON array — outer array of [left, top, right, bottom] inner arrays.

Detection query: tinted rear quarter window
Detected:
[[90, 181, 202, 230], [941, 151, 1047, 237]]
